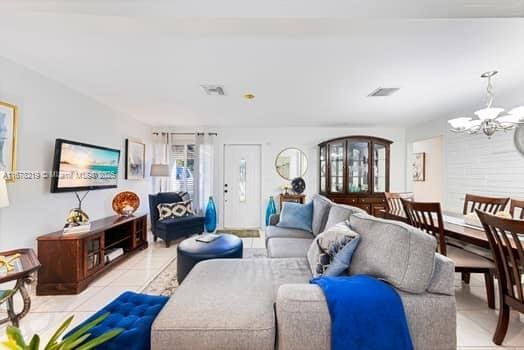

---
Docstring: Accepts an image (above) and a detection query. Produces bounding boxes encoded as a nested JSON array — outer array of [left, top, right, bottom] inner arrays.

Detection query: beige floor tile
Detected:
[[457, 311, 504, 348], [75, 285, 141, 312], [241, 238, 254, 249], [461, 309, 524, 348], [252, 237, 266, 249], [121, 256, 174, 271], [456, 285, 499, 311], [109, 269, 159, 286], [90, 268, 128, 287], [32, 286, 104, 312]]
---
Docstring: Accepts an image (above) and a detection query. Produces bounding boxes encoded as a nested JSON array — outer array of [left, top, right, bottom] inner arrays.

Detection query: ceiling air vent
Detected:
[[368, 87, 400, 97], [200, 85, 225, 96]]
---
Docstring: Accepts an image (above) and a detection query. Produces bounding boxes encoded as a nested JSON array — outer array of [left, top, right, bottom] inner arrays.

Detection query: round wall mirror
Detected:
[[275, 148, 308, 180]]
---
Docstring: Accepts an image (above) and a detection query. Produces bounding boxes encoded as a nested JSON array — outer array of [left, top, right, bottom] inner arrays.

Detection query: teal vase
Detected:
[[265, 196, 277, 226], [205, 196, 217, 232]]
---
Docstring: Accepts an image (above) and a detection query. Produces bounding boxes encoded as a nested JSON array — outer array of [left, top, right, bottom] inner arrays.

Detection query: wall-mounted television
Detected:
[[50, 139, 121, 193]]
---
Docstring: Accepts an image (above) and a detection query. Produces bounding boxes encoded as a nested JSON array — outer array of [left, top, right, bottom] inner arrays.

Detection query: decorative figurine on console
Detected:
[[64, 192, 90, 233]]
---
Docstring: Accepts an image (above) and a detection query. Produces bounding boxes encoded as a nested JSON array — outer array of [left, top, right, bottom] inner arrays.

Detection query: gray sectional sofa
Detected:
[[152, 194, 457, 350]]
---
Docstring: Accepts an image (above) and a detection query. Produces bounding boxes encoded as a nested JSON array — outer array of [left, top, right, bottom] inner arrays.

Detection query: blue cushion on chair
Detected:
[[278, 201, 314, 232], [65, 292, 168, 350]]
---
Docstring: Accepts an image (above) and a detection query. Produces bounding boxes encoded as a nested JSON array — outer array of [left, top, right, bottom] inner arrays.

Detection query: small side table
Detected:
[[279, 193, 306, 211], [0, 249, 41, 327]]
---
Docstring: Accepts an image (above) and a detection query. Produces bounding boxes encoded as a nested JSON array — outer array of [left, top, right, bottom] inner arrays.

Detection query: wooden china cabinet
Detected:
[[319, 136, 392, 216]]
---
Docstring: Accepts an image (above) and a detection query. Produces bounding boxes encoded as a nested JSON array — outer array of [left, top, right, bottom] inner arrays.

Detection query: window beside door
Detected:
[[170, 143, 195, 199]]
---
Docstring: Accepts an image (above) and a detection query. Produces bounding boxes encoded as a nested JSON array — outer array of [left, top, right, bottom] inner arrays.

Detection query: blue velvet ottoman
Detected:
[[177, 233, 243, 283], [66, 291, 168, 350]]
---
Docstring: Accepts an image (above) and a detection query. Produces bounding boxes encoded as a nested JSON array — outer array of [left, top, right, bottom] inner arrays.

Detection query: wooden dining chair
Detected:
[[509, 199, 524, 219], [402, 199, 496, 309], [384, 192, 414, 213], [463, 194, 510, 215], [477, 210, 524, 345]]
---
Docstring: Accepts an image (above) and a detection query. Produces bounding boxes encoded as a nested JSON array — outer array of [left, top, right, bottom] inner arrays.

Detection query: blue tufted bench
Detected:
[[66, 291, 168, 350]]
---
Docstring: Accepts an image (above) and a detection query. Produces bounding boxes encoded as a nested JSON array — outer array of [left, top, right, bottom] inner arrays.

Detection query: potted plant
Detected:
[[1, 312, 122, 350]]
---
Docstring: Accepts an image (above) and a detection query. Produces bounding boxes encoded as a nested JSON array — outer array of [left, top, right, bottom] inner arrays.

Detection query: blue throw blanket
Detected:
[[311, 275, 413, 350]]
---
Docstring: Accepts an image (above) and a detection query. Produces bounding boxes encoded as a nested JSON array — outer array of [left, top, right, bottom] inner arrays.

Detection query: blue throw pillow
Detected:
[[324, 235, 360, 276], [307, 222, 360, 277], [278, 201, 313, 232]]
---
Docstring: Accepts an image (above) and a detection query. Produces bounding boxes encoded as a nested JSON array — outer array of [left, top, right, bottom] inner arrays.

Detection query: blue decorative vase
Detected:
[[205, 196, 217, 232], [265, 196, 277, 226]]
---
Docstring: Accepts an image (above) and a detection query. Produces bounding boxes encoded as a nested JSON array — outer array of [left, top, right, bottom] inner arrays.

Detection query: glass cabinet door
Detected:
[[319, 146, 327, 192], [85, 235, 103, 275], [329, 142, 345, 193], [347, 141, 369, 193], [373, 142, 387, 193]]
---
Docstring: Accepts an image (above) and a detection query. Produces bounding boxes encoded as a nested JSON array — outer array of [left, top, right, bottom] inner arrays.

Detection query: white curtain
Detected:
[[194, 133, 216, 214], [152, 132, 170, 193]]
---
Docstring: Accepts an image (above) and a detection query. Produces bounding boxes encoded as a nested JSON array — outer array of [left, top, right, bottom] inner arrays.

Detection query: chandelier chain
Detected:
[[486, 75, 494, 109]]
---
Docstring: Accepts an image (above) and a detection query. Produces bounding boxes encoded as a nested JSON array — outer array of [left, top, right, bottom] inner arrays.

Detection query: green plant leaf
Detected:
[[6, 326, 26, 348], [73, 328, 123, 350], [44, 315, 74, 350], [28, 335, 40, 350], [60, 333, 90, 350], [61, 312, 110, 345], [0, 338, 23, 350]]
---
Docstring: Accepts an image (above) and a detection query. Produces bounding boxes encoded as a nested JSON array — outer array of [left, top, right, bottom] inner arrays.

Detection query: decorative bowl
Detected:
[[112, 191, 140, 216], [291, 177, 306, 194]]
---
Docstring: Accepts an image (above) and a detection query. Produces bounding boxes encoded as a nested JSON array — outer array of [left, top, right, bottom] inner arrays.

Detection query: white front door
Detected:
[[223, 144, 261, 229]]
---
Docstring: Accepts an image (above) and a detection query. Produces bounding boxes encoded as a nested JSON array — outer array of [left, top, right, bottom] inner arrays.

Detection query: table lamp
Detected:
[[0, 173, 9, 208], [150, 164, 170, 192]]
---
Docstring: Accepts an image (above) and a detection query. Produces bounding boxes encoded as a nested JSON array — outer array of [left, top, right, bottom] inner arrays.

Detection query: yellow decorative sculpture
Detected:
[[0, 254, 21, 272], [64, 192, 90, 229]]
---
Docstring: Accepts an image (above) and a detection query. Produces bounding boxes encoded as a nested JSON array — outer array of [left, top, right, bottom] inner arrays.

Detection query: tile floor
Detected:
[[1, 231, 524, 349]]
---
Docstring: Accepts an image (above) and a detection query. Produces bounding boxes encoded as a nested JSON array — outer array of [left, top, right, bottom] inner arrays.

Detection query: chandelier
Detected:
[[448, 71, 524, 138]]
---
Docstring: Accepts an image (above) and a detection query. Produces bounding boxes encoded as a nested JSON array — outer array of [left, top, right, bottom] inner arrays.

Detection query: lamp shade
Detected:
[[448, 117, 472, 129], [474, 107, 504, 121], [509, 106, 524, 119], [150, 164, 170, 177], [0, 173, 9, 208]]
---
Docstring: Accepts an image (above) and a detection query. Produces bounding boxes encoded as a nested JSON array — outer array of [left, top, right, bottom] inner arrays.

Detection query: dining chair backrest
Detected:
[[401, 199, 447, 255], [510, 199, 524, 219], [384, 192, 414, 212], [463, 194, 509, 215], [477, 210, 524, 311]]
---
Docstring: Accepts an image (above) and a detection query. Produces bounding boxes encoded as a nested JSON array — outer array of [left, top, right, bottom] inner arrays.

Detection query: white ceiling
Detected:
[[0, 1, 524, 127]]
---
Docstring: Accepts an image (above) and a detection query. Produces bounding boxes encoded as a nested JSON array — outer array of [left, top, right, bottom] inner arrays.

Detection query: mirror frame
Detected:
[[275, 147, 308, 180]]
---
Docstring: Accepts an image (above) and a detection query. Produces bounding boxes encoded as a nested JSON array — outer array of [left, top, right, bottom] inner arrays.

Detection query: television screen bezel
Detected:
[[50, 138, 121, 193]]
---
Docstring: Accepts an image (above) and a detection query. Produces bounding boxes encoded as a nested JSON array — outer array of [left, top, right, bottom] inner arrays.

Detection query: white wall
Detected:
[[406, 116, 524, 213], [408, 136, 444, 202], [0, 56, 153, 250], [158, 126, 406, 228]]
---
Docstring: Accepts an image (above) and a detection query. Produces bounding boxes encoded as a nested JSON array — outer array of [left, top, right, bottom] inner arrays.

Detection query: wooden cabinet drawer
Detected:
[[339, 198, 359, 205], [359, 197, 386, 204]]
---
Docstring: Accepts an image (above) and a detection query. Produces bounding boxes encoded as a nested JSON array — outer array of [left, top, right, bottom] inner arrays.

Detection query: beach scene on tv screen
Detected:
[[57, 143, 119, 188]]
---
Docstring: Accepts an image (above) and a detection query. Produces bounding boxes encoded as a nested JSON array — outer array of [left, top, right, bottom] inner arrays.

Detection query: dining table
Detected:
[[379, 208, 493, 251]]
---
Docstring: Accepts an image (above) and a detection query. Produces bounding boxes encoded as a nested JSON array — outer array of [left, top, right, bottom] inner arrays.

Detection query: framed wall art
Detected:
[[0, 101, 18, 182], [412, 152, 426, 182], [125, 139, 145, 180]]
